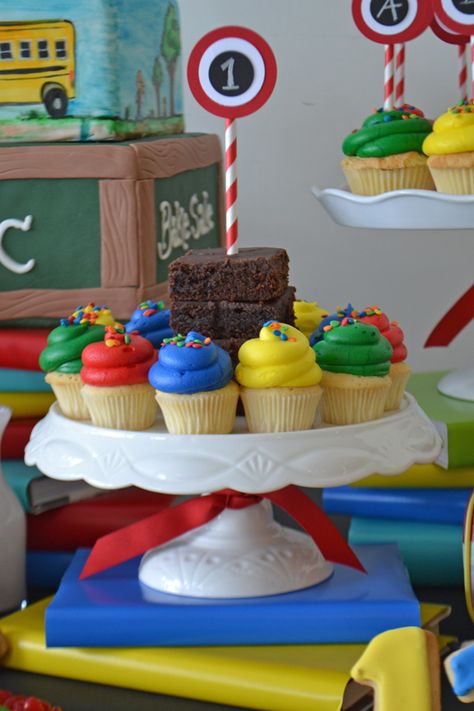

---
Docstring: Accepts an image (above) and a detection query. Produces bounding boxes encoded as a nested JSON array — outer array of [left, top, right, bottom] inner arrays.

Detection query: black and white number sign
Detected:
[[187, 26, 277, 118], [352, 0, 433, 42]]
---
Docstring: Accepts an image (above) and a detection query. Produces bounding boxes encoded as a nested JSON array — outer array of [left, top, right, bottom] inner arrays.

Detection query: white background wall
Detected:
[[179, 0, 473, 372]]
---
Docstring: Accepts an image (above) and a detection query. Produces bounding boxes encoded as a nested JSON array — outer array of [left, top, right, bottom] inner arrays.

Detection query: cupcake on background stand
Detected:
[[423, 100, 474, 194], [313, 318, 392, 425], [149, 332, 239, 435], [341, 105, 434, 195], [81, 325, 157, 431], [235, 321, 322, 433], [357, 305, 410, 411], [125, 300, 173, 348], [39, 304, 116, 420]]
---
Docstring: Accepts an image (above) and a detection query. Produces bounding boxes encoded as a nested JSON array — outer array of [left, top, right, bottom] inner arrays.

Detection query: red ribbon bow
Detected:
[[79, 485, 365, 580]]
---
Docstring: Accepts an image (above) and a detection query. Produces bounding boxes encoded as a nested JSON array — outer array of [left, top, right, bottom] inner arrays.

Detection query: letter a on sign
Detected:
[[352, 0, 433, 43]]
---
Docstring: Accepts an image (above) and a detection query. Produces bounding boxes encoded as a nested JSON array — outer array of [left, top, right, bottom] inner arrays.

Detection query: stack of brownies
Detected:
[[168, 247, 295, 364]]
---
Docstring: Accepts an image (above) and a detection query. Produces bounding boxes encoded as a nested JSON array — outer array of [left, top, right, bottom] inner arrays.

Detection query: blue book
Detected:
[[0, 368, 51, 392], [27, 551, 74, 591], [349, 518, 463, 586], [323, 486, 471, 525], [45, 545, 420, 648]]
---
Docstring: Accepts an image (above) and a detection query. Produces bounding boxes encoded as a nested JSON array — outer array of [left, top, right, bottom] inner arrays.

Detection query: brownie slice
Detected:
[[168, 247, 289, 302], [171, 286, 296, 339], [214, 337, 246, 368]]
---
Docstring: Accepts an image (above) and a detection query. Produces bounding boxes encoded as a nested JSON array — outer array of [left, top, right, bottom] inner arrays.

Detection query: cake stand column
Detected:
[[139, 499, 333, 598]]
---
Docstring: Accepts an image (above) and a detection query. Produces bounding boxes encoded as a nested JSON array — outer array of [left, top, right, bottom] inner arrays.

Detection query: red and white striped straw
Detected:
[[471, 37, 474, 101], [384, 44, 395, 110], [395, 43, 405, 106], [225, 117, 238, 256], [459, 42, 468, 102]]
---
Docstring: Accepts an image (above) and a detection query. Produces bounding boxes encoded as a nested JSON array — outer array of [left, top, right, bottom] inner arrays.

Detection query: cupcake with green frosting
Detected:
[[313, 318, 392, 425], [39, 303, 116, 419], [341, 106, 434, 195]]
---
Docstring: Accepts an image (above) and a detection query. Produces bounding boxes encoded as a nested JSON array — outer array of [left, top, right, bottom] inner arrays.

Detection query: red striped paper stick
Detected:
[[225, 117, 238, 255], [459, 43, 468, 102], [395, 43, 405, 106], [471, 37, 474, 101], [384, 44, 395, 110]]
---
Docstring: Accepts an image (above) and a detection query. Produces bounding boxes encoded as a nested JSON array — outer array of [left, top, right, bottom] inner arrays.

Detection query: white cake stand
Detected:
[[25, 396, 441, 598], [312, 186, 474, 402]]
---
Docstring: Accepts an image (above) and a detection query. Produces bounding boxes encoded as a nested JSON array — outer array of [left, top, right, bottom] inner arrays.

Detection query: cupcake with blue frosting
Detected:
[[125, 300, 173, 348], [149, 332, 239, 434]]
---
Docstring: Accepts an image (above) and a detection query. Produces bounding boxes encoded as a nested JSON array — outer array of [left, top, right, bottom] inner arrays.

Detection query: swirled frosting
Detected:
[[293, 300, 329, 339], [39, 303, 116, 374], [313, 319, 392, 377], [357, 306, 407, 363], [81, 327, 156, 387], [423, 100, 474, 155], [343, 107, 432, 158], [235, 321, 322, 389], [309, 304, 357, 346], [125, 300, 173, 348], [148, 332, 233, 395]]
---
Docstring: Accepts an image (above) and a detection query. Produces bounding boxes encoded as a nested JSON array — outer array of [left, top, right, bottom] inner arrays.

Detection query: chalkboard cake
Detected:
[[0, 1, 224, 325]]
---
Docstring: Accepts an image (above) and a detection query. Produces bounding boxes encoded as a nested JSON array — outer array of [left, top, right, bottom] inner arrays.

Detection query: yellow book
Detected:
[[353, 462, 474, 488], [0, 599, 452, 711], [0, 392, 55, 419]]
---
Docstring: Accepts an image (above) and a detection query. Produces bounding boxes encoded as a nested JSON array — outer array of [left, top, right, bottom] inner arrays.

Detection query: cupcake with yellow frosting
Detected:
[[342, 106, 434, 195], [423, 100, 474, 193], [235, 321, 322, 433], [39, 304, 117, 419], [313, 318, 392, 425], [293, 300, 329, 340]]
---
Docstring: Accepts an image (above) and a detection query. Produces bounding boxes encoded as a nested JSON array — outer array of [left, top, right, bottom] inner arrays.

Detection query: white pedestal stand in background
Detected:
[[25, 397, 440, 598], [312, 186, 474, 402]]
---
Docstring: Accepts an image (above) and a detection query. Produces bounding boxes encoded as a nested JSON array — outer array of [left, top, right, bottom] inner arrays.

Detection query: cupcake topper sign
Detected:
[[352, 0, 433, 109], [433, 0, 474, 99], [188, 27, 277, 256]]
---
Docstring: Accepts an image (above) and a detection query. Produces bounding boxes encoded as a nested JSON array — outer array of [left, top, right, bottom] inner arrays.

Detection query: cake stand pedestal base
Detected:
[[139, 500, 333, 598], [437, 366, 474, 402]]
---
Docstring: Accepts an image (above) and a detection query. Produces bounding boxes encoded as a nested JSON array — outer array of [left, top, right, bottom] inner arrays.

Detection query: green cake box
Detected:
[[0, 134, 224, 324], [0, 0, 184, 142]]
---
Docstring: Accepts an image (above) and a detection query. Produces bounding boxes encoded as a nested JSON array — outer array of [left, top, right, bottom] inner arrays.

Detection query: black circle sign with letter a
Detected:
[[370, 0, 410, 26], [352, 0, 433, 43]]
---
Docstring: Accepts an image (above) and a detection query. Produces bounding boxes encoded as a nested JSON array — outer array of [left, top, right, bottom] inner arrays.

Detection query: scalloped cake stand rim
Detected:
[[24, 394, 442, 495]]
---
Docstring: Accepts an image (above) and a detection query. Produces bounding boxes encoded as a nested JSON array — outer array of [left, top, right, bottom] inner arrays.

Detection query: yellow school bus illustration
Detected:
[[0, 20, 75, 117]]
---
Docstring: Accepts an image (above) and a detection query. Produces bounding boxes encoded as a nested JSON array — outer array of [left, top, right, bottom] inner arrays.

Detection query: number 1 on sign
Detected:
[[221, 57, 240, 90]]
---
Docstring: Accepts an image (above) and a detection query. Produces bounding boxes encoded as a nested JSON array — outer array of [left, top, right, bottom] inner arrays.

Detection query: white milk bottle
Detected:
[[0, 406, 26, 612]]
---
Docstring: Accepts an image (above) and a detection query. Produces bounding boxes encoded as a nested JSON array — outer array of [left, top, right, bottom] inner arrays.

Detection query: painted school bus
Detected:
[[0, 20, 75, 116]]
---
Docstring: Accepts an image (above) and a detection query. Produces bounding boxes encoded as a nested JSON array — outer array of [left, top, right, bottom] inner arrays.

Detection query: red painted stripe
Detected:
[[425, 285, 474, 347], [226, 139, 237, 167], [227, 219, 238, 249], [226, 180, 237, 210]]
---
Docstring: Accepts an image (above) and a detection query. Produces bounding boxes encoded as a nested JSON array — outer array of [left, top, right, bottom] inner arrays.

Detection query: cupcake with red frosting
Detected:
[[81, 325, 157, 430], [357, 305, 410, 410]]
